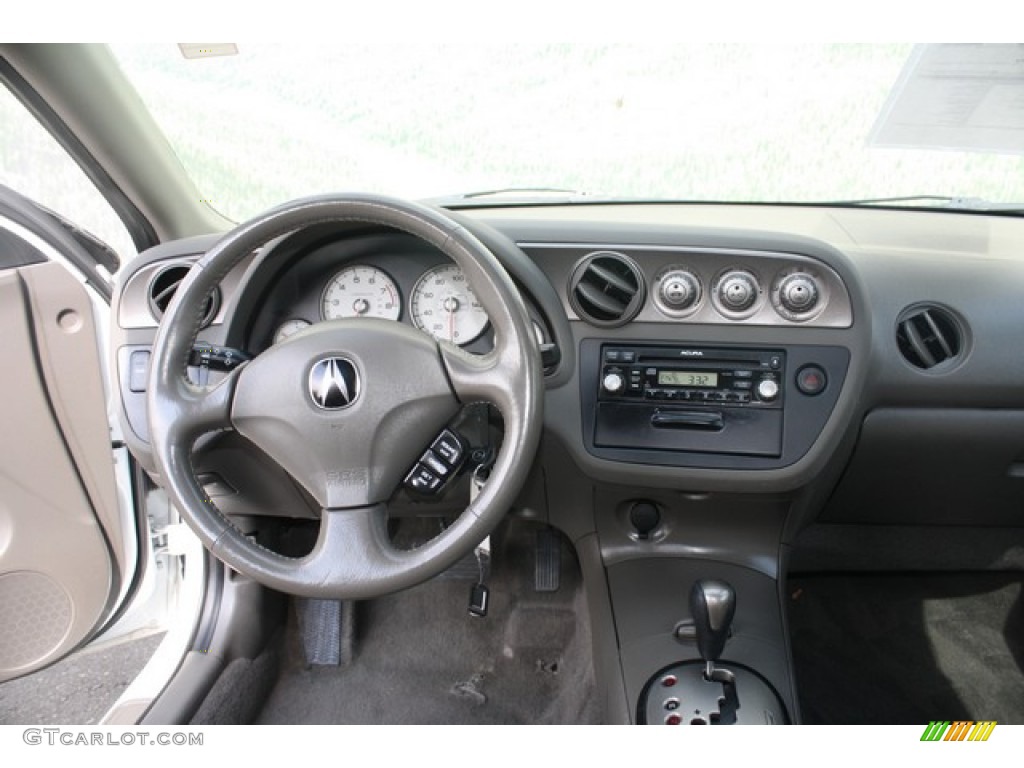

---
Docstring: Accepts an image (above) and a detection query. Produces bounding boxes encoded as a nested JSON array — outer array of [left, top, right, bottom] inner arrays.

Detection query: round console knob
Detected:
[[756, 378, 780, 401], [777, 273, 820, 314], [603, 372, 625, 394], [715, 270, 759, 313], [657, 270, 701, 312]]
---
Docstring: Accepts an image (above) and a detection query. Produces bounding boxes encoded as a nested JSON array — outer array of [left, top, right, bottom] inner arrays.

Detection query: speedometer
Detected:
[[321, 265, 401, 321], [409, 264, 489, 346]]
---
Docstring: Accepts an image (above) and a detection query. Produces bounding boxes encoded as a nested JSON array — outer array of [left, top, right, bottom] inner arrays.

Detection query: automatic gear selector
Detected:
[[638, 579, 789, 725]]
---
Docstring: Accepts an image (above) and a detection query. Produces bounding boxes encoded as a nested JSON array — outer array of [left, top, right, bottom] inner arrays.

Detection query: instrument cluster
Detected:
[[270, 261, 490, 348]]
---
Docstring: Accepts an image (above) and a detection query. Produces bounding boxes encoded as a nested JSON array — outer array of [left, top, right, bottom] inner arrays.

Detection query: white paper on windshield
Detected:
[[870, 44, 1024, 154]]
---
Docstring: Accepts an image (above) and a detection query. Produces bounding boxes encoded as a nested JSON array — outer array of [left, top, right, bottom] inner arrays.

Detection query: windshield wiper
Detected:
[[834, 195, 1024, 213], [425, 187, 604, 206]]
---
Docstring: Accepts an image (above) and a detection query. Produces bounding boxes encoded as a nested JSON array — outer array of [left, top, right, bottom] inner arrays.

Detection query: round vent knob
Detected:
[[713, 270, 759, 315], [778, 273, 820, 314], [654, 268, 701, 317]]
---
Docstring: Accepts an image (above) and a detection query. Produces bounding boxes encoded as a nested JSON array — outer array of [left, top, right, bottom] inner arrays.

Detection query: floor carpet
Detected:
[[787, 573, 1024, 724]]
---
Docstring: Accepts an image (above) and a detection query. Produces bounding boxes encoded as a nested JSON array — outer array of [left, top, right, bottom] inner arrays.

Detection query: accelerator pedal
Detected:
[[297, 598, 355, 667], [534, 528, 562, 593]]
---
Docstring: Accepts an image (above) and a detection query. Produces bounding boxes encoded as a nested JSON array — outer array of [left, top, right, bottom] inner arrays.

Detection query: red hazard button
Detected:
[[796, 365, 827, 396]]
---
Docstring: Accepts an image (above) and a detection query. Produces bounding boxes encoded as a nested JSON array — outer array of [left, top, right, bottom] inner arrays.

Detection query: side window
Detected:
[[0, 83, 137, 266]]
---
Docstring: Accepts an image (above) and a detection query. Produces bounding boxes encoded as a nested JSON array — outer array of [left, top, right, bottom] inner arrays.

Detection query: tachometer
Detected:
[[321, 265, 401, 321], [409, 264, 489, 346]]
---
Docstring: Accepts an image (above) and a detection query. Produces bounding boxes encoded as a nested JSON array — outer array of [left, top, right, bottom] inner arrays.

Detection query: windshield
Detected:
[[111, 43, 1024, 221]]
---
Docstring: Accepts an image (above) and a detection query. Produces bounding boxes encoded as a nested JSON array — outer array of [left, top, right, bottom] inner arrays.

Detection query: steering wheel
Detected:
[[146, 194, 543, 599]]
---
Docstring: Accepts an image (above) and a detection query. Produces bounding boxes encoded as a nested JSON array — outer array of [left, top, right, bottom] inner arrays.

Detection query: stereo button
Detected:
[[602, 372, 626, 394], [757, 379, 780, 401]]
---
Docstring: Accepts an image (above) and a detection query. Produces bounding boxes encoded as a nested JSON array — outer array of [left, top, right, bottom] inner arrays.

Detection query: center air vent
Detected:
[[148, 263, 220, 327], [896, 305, 964, 370], [568, 251, 645, 327]]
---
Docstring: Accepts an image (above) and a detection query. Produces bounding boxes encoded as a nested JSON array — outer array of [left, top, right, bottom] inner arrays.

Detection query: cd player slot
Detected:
[[650, 410, 725, 431]]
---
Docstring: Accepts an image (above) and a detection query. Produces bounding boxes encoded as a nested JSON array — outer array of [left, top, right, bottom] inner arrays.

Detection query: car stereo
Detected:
[[599, 345, 785, 408]]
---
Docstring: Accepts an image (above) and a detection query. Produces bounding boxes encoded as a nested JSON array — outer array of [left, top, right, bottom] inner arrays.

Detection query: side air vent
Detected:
[[148, 263, 220, 327], [896, 305, 964, 370], [568, 251, 645, 327]]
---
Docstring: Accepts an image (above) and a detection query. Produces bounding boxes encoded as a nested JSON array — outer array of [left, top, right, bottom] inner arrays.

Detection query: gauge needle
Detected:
[[449, 300, 456, 341]]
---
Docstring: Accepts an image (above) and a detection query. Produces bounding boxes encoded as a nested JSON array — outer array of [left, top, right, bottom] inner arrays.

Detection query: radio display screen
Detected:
[[658, 370, 719, 387]]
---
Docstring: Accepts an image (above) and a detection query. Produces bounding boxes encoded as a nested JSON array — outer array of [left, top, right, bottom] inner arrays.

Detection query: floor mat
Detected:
[[787, 573, 1024, 724], [255, 523, 598, 724]]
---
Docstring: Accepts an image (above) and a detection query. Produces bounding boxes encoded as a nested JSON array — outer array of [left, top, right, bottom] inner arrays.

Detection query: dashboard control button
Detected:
[[714, 269, 760, 315], [603, 372, 626, 393], [756, 379, 780, 401], [128, 350, 150, 393], [733, 369, 753, 379], [796, 365, 828, 396], [431, 430, 465, 466], [605, 349, 622, 362], [778, 272, 820, 314], [654, 267, 702, 316], [421, 450, 450, 478], [405, 464, 442, 494]]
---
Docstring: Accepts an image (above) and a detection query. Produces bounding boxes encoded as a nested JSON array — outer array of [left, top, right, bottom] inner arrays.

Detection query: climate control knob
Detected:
[[714, 270, 759, 314], [602, 372, 626, 394], [655, 269, 701, 315], [777, 273, 820, 315]]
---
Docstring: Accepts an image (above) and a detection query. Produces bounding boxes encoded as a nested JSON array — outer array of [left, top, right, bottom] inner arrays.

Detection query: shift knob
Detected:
[[689, 579, 736, 663]]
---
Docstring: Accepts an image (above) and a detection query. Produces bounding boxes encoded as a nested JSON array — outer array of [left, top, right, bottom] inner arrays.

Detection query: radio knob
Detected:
[[716, 270, 759, 313], [778, 273, 820, 314], [757, 378, 780, 401], [602, 372, 626, 394]]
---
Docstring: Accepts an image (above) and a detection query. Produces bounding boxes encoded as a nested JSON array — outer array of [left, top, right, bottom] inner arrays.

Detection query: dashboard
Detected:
[[110, 202, 1024, 535]]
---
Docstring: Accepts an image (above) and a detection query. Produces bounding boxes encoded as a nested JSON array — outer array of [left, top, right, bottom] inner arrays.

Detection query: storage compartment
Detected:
[[822, 409, 1024, 526]]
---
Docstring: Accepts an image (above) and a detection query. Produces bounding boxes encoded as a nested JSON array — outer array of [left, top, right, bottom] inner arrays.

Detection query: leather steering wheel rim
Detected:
[[146, 194, 543, 598]]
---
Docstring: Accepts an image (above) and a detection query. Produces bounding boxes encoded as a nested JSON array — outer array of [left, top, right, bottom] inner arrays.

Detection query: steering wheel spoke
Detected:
[[149, 363, 240, 448], [440, 343, 518, 412]]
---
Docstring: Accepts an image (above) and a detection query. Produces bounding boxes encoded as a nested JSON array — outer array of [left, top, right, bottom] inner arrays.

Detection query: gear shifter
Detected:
[[689, 579, 736, 680]]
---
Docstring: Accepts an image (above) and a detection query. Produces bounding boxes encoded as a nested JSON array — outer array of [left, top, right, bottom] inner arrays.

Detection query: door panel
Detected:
[[0, 260, 124, 682]]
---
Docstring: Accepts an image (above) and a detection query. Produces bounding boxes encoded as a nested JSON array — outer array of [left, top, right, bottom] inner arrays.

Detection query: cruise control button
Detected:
[[405, 465, 442, 494], [431, 430, 464, 466], [421, 450, 450, 477]]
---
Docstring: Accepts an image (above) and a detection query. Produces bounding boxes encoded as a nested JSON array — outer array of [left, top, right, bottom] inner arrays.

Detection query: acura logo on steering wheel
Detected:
[[309, 357, 360, 410]]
